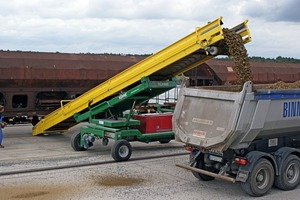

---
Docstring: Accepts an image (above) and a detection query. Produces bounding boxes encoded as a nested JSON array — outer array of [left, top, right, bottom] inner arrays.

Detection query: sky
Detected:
[[0, 0, 299, 58]]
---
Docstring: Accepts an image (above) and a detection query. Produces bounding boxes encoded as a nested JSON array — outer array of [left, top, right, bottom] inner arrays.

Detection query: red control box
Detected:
[[133, 113, 173, 134]]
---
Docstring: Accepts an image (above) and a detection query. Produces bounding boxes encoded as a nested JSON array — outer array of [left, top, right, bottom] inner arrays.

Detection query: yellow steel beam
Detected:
[[32, 17, 251, 136]]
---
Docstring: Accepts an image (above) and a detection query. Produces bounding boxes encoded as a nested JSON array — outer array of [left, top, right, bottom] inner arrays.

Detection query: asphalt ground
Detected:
[[0, 124, 300, 199]]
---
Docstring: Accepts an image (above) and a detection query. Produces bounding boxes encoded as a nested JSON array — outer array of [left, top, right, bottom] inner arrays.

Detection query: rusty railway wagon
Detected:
[[0, 51, 146, 124], [1, 50, 300, 124], [185, 59, 300, 86]]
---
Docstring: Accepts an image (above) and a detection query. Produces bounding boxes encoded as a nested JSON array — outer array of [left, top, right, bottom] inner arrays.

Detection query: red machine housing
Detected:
[[133, 113, 173, 134]]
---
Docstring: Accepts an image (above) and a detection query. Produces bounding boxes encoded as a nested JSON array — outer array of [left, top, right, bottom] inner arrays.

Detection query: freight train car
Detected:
[[185, 59, 300, 86], [0, 51, 146, 124]]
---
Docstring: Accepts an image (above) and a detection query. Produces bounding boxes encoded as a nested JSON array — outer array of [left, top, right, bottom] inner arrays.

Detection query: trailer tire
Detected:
[[112, 139, 132, 162], [71, 132, 87, 151], [241, 158, 274, 197], [192, 154, 215, 181], [275, 155, 300, 190], [159, 139, 171, 144], [32, 116, 39, 126]]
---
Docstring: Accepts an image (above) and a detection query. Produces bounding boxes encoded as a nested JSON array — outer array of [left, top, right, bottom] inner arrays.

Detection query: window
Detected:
[[12, 95, 28, 108], [35, 91, 68, 109]]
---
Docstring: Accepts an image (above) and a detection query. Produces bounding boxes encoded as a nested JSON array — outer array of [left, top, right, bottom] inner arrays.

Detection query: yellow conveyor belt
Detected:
[[32, 17, 251, 135]]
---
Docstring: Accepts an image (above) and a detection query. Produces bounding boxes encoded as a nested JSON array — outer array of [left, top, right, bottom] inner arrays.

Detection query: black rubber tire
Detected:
[[192, 154, 215, 181], [159, 139, 171, 144], [32, 116, 39, 126], [241, 158, 274, 197], [275, 155, 300, 190], [71, 132, 86, 151], [111, 139, 132, 162]]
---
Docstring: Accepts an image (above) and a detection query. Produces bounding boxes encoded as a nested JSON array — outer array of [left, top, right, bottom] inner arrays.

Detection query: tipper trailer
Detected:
[[173, 81, 300, 196]]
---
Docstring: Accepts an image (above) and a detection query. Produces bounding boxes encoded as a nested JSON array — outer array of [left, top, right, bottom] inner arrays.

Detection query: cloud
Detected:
[[86, 0, 209, 20], [0, 0, 299, 58], [241, 0, 300, 22]]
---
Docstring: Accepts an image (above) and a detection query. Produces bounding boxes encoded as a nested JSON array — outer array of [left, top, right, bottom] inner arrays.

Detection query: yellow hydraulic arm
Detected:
[[32, 17, 251, 136]]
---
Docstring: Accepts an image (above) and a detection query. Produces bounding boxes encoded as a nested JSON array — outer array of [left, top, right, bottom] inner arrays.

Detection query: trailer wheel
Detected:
[[71, 132, 87, 151], [275, 155, 300, 190], [241, 158, 274, 197], [111, 139, 132, 162], [32, 116, 39, 126], [192, 154, 215, 181], [159, 139, 171, 144]]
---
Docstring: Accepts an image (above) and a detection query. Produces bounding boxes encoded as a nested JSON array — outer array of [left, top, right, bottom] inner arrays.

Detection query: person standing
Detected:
[[0, 105, 7, 148]]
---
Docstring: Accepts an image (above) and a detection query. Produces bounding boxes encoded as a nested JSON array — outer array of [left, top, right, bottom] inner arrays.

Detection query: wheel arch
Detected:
[[237, 151, 278, 182], [274, 147, 300, 176]]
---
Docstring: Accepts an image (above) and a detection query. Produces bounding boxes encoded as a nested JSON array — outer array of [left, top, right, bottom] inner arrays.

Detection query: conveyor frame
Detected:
[[32, 17, 251, 136]]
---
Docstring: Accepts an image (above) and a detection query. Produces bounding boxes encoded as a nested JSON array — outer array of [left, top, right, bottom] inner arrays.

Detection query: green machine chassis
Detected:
[[70, 77, 177, 161]]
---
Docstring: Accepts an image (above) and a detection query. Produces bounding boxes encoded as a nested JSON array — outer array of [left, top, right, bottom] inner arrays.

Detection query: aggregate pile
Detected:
[[266, 80, 300, 89]]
